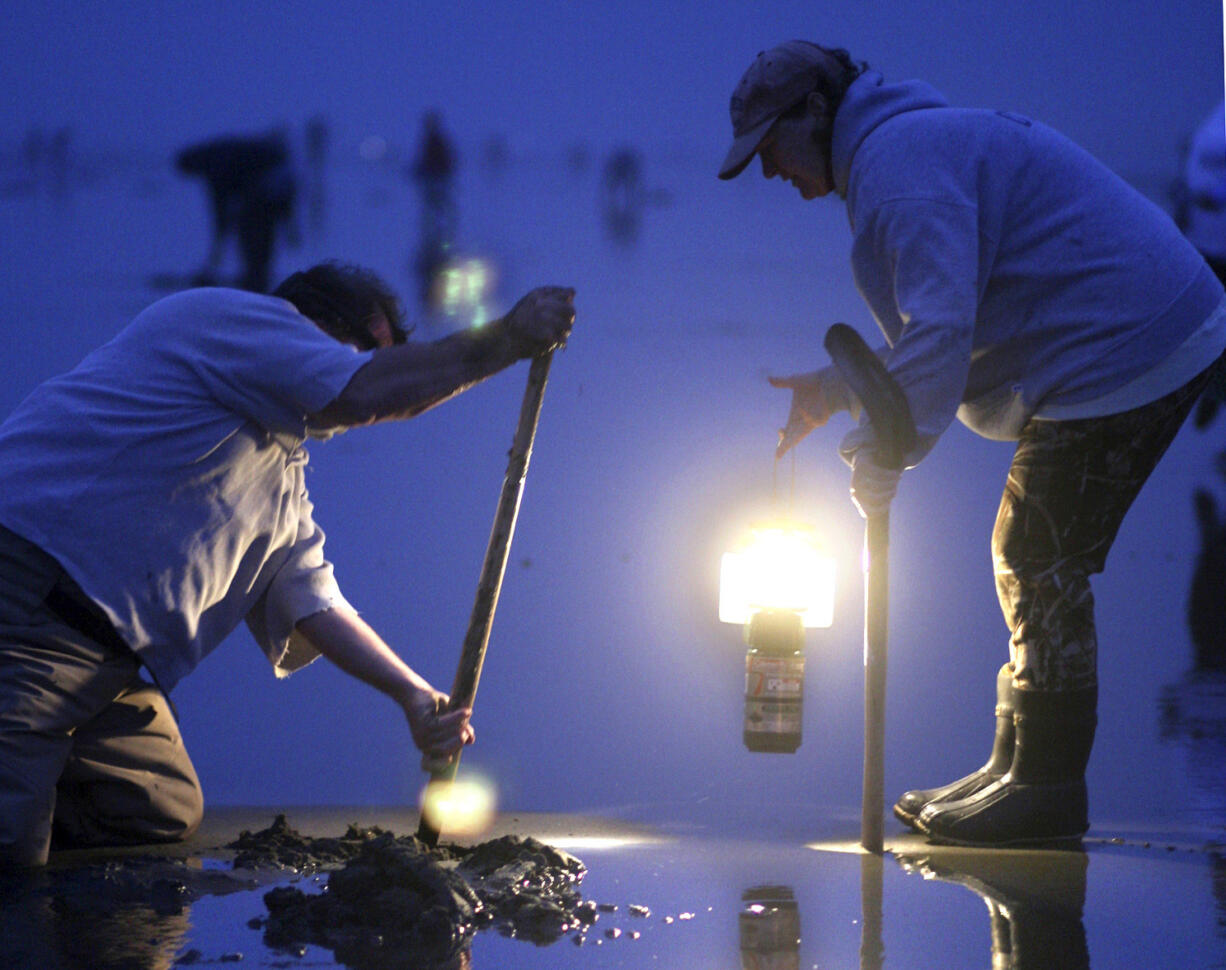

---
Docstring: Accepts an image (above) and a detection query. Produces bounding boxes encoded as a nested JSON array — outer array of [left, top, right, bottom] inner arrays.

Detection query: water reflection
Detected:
[[738, 884, 801, 970], [1188, 487, 1226, 670], [1159, 671, 1226, 823], [0, 864, 192, 970], [1159, 668, 1226, 956], [895, 847, 1089, 969], [859, 854, 884, 970]]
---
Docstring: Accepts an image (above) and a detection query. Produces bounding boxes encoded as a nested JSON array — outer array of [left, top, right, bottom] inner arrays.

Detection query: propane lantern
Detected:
[[720, 523, 834, 753]]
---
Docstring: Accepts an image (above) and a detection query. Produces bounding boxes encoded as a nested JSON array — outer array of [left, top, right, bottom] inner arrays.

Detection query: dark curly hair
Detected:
[[272, 261, 410, 349]]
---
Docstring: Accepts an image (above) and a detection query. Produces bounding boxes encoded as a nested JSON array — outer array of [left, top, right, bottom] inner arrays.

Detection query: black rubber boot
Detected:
[[916, 684, 1097, 846], [892, 663, 1017, 830]]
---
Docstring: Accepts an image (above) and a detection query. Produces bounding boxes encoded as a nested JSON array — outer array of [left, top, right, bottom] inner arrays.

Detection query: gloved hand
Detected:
[[504, 286, 576, 357], [768, 365, 854, 458], [850, 450, 903, 519]]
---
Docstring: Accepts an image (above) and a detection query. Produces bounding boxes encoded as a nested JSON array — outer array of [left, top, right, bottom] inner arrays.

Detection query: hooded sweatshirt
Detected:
[[830, 71, 1223, 463]]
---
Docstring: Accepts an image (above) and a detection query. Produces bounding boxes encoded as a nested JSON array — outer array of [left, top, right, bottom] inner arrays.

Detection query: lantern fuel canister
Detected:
[[719, 521, 834, 755]]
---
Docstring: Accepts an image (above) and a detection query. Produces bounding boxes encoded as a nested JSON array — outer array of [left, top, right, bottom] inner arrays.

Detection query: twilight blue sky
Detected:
[[1, 2, 1224, 830]]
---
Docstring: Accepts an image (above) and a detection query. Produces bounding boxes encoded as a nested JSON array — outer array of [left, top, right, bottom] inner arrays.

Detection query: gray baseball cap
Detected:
[[718, 40, 831, 180]]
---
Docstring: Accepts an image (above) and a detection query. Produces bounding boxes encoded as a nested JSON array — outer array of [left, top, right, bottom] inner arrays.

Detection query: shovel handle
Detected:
[[822, 324, 916, 854], [417, 350, 554, 845], [822, 324, 916, 468]]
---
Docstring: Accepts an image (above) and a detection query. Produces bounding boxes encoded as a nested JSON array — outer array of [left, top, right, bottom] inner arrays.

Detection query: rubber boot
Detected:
[[892, 663, 1017, 830], [917, 684, 1097, 846]]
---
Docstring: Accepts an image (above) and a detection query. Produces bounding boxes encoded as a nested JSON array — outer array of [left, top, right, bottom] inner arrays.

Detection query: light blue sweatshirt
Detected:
[[831, 71, 1223, 461]]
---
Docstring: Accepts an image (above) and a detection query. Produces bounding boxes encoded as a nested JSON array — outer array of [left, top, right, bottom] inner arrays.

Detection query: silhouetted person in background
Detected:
[[1179, 104, 1226, 430], [20, 126, 72, 198], [1189, 485, 1226, 670], [479, 133, 511, 180], [408, 111, 458, 311], [1175, 102, 1226, 285], [600, 146, 644, 245], [304, 114, 330, 239], [46, 127, 72, 198], [175, 131, 300, 292]]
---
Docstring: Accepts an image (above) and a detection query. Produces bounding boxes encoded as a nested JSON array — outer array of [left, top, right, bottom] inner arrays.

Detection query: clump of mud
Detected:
[[228, 812, 400, 871], [235, 816, 588, 968]]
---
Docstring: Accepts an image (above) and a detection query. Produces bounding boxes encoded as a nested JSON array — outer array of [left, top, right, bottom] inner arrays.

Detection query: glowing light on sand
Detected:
[[719, 523, 835, 628], [419, 776, 498, 838], [546, 835, 665, 850]]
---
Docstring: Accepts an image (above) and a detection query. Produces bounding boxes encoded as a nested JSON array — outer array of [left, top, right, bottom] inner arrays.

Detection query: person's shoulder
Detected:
[[130, 288, 303, 344], [144, 286, 287, 317]]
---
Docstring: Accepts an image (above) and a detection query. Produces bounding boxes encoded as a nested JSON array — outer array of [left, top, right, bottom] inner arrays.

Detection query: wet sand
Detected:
[[2, 805, 1222, 969]]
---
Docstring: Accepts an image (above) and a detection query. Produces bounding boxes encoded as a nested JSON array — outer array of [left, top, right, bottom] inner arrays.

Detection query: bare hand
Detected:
[[504, 286, 576, 357], [768, 365, 849, 458], [403, 688, 475, 768]]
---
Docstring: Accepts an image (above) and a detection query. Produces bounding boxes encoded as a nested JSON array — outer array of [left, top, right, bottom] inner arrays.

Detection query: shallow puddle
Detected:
[[3, 810, 1224, 968]]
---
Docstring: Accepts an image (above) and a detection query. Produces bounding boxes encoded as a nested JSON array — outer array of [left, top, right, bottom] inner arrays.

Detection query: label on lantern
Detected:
[[744, 652, 804, 753]]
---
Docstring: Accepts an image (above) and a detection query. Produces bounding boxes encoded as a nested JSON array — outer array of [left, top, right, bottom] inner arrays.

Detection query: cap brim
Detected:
[[717, 115, 777, 180]]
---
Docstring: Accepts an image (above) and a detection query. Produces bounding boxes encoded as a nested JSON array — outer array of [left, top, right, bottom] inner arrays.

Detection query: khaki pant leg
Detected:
[[0, 633, 140, 867], [53, 679, 203, 848]]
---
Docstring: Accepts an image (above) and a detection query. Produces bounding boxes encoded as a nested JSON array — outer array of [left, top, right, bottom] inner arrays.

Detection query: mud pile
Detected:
[[235, 817, 589, 968], [228, 812, 395, 871]]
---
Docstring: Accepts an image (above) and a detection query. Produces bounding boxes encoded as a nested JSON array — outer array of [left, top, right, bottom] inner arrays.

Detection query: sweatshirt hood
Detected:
[[831, 70, 949, 197]]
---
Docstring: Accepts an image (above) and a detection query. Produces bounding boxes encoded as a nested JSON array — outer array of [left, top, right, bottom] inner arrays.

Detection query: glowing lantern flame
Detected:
[[719, 524, 835, 628]]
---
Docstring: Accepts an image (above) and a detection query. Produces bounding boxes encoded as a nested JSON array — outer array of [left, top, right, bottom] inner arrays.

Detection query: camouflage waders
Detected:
[[993, 354, 1226, 690]]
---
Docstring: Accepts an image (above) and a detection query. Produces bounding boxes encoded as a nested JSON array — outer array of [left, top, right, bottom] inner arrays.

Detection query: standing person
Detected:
[[0, 263, 575, 866], [600, 146, 645, 246], [718, 41, 1226, 846], [304, 114, 330, 239], [408, 111, 459, 311]]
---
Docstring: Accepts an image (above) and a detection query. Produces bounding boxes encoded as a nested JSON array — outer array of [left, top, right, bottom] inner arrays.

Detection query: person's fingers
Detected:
[[433, 707, 472, 730], [425, 708, 473, 748], [776, 419, 810, 458], [509, 288, 575, 351]]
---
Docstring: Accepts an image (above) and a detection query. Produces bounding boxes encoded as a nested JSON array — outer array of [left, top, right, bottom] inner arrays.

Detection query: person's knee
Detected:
[[0, 839, 50, 868], [0, 788, 54, 867], [171, 774, 204, 839]]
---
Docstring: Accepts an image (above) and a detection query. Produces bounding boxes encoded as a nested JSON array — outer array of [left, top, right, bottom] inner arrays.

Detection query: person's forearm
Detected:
[[295, 605, 433, 707], [313, 320, 521, 428]]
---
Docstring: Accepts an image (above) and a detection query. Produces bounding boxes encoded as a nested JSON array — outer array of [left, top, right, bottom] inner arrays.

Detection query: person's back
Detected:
[[834, 75, 1221, 440], [0, 287, 370, 688]]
